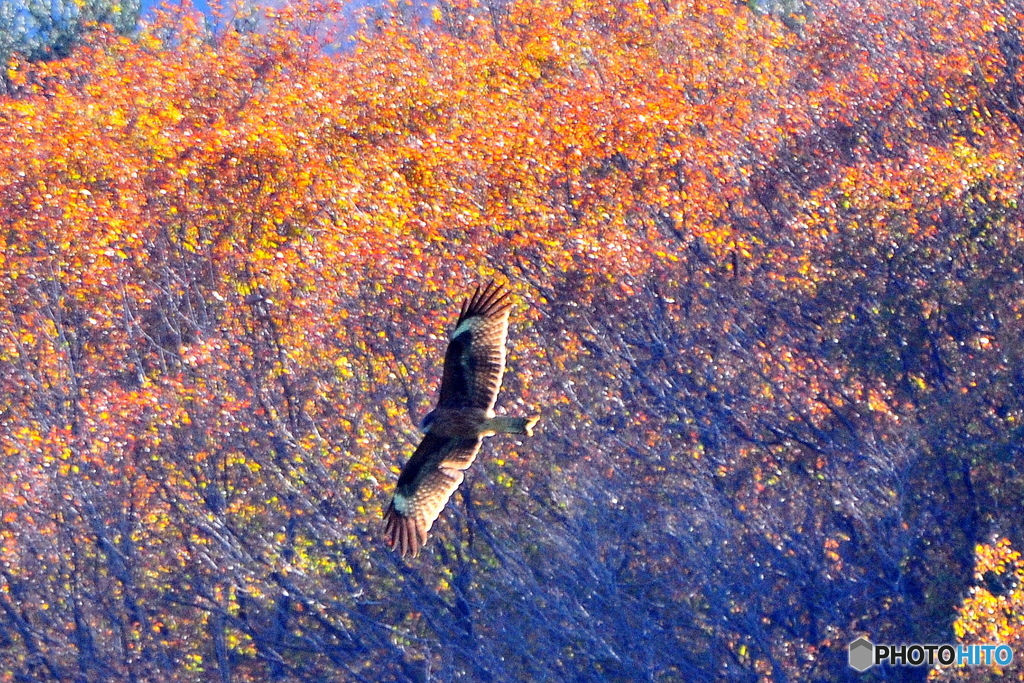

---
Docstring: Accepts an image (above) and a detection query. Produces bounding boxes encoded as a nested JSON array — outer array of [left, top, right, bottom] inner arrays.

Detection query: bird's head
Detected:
[[419, 409, 437, 433]]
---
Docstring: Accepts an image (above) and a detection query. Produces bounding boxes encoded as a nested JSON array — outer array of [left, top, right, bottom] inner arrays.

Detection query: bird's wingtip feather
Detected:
[[384, 502, 424, 559], [458, 281, 512, 324]]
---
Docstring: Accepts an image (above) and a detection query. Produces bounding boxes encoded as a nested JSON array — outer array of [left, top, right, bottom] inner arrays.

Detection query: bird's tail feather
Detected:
[[487, 415, 540, 436]]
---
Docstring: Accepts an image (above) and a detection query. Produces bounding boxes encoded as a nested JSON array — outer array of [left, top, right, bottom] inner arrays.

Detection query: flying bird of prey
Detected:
[[384, 282, 540, 558]]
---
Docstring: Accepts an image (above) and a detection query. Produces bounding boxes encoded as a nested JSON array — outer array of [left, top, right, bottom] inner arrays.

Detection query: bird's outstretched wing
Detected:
[[383, 433, 482, 558], [435, 281, 513, 412]]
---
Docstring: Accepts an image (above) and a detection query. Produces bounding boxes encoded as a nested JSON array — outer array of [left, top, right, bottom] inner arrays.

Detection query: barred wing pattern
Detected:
[[436, 281, 512, 412], [383, 434, 482, 558], [384, 282, 532, 559]]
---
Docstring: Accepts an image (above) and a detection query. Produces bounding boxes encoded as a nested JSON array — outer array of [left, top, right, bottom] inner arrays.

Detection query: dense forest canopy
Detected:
[[1, 0, 1023, 680]]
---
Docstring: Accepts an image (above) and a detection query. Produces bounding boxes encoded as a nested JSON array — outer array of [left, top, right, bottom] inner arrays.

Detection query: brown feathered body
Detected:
[[383, 282, 540, 558]]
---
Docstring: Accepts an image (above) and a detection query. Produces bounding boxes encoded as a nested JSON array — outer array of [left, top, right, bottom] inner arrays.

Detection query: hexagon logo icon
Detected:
[[849, 637, 874, 672]]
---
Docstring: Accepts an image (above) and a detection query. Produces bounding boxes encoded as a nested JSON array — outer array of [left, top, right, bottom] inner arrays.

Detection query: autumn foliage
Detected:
[[1, 0, 1023, 679]]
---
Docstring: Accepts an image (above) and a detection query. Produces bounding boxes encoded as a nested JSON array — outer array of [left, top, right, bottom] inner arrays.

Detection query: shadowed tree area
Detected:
[[0, 0, 140, 76], [0, 0, 1023, 680]]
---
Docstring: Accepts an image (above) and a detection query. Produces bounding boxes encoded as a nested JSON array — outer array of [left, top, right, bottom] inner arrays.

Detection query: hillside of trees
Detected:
[[1, 0, 1023, 680]]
